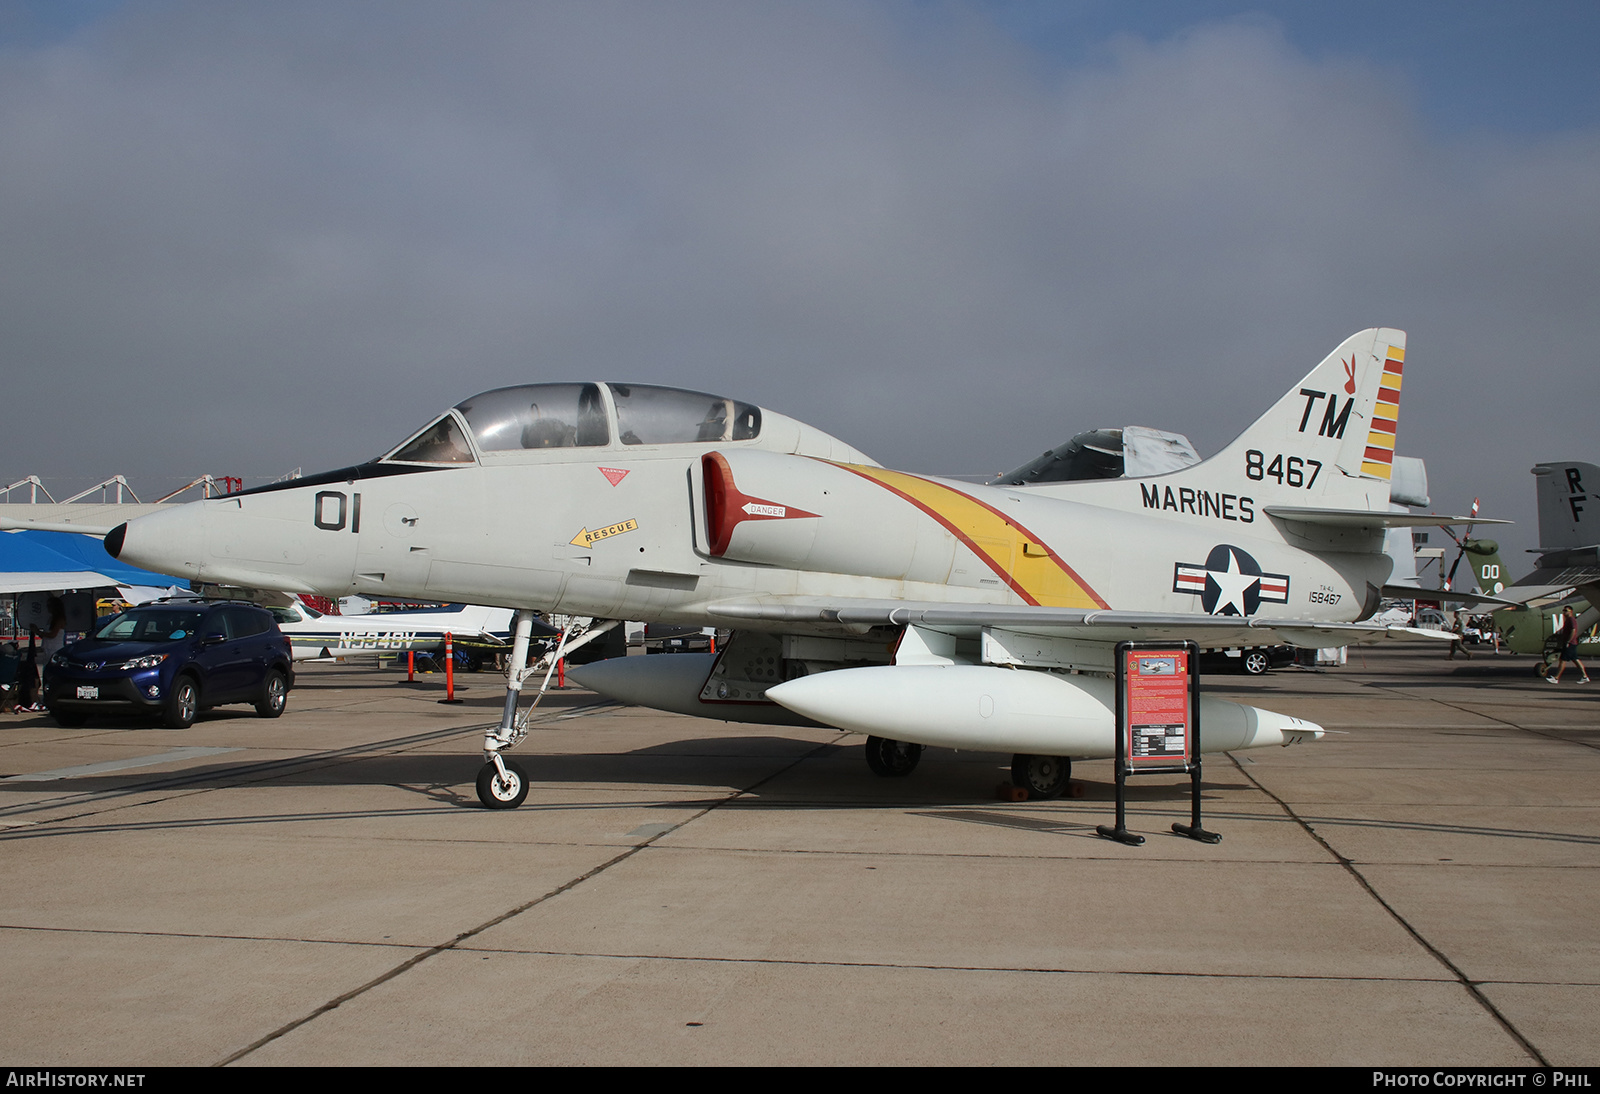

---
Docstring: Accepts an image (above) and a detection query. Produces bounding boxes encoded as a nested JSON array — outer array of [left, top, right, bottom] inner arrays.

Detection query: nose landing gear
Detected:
[[474, 613, 618, 810], [477, 755, 529, 809]]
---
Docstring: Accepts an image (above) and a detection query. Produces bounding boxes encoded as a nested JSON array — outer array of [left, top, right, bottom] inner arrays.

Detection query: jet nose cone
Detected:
[[115, 506, 206, 580]]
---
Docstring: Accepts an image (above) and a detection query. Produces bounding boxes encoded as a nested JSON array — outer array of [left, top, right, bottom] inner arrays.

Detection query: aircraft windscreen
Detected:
[[455, 384, 609, 450], [385, 413, 476, 464], [271, 605, 318, 622], [609, 383, 760, 445]]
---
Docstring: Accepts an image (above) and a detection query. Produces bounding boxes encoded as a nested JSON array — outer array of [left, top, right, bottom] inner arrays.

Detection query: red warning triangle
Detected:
[[598, 467, 629, 487]]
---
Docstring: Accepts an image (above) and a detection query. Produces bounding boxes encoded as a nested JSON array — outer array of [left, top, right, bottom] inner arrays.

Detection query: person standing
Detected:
[[19, 596, 66, 712], [34, 596, 66, 663], [1548, 605, 1590, 684]]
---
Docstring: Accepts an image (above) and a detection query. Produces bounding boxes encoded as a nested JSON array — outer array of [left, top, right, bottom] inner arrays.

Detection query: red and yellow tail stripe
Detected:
[[1361, 344, 1403, 480], [831, 463, 1107, 609]]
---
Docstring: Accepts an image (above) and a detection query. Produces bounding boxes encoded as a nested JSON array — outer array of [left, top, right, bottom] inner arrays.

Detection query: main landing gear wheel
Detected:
[[864, 736, 922, 777], [1012, 754, 1071, 801], [476, 758, 529, 809], [1242, 650, 1271, 676]]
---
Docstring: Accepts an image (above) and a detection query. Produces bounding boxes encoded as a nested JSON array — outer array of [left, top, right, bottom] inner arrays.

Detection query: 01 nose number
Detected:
[[313, 490, 362, 533]]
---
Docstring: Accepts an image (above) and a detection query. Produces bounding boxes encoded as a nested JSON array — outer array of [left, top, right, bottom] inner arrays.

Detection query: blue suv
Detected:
[[43, 600, 295, 728]]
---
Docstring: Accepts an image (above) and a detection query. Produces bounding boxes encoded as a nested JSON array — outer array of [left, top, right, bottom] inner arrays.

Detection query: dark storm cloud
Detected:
[[0, 2, 1595, 557]]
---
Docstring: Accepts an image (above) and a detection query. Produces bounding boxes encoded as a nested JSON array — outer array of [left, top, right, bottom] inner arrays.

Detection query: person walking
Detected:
[[1548, 605, 1590, 684], [1448, 613, 1472, 660]]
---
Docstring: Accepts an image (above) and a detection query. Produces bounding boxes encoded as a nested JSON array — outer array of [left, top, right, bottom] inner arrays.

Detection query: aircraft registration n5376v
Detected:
[[109, 329, 1482, 808]]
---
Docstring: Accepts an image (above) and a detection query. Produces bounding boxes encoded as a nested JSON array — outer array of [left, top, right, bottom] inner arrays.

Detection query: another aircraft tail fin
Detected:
[[1533, 461, 1599, 551], [1461, 539, 1508, 597]]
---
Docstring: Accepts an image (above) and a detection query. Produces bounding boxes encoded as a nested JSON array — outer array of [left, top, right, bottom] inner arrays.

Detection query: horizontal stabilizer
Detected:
[[1377, 584, 1521, 609], [1264, 507, 1511, 529]]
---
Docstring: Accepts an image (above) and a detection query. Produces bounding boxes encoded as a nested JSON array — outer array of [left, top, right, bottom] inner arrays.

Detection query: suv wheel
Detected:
[[164, 676, 199, 729], [255, 669, 288, 718]]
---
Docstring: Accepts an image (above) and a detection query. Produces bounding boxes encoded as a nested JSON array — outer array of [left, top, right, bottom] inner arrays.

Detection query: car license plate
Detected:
[[76, 686, 99, 699]]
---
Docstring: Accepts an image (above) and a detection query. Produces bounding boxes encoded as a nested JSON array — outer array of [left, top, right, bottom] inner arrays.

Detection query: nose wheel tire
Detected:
[[864, 736, 923, 777], [477, 758, 530, 809], [1012, 754, 1070, 800]]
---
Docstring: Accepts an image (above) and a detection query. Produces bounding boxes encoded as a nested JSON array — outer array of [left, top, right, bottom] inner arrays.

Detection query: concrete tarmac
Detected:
[[0, 642, 1595, 1066]]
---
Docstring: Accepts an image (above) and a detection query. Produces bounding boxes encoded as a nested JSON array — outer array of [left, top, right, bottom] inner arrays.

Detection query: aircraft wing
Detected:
[[0, 516, 116, 536], [707, 597, 1447, 648]]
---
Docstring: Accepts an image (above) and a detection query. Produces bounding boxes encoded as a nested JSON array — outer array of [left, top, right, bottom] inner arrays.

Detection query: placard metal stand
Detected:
[[1096, 640, 1220, 847]]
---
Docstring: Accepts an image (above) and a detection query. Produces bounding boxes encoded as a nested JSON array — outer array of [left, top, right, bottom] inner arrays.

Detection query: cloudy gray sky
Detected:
[[2, 1, 1597, 567]]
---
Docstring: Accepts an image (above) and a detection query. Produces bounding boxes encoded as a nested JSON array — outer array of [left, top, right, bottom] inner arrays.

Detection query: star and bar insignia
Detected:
[[1173, 544, 1290, 616]]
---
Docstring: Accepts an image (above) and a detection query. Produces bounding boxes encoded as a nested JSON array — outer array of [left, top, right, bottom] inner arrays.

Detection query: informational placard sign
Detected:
[[1098, 640, 1219, 846], [1125, 649, 1191, 763]]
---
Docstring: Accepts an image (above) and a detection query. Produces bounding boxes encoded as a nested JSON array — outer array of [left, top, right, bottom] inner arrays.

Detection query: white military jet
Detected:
[[110, 329, 1479, 808]]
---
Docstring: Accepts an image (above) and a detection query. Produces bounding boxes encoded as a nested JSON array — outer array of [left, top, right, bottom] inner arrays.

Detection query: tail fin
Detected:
[[1533, 462, 1599, 551], [1462, 539, 1508, 596], [1139, 329, 1406, 512], [1212, 328, 1404, 504]]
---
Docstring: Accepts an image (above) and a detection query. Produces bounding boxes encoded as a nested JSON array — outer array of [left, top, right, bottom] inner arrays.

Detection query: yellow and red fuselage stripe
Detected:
[[831, 463, 1108, 609]]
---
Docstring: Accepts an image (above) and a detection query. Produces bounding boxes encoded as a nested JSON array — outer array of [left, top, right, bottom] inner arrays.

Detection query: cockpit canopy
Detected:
[[382, 382, 763, 463], [457, 383, 610, 451]]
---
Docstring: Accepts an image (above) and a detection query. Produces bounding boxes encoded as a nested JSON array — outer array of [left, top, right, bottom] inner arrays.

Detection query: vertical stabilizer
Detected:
[[1533, 462, 1599, 551], [1148, 329, 1407, 512], [1462, 540, 1508, 596]]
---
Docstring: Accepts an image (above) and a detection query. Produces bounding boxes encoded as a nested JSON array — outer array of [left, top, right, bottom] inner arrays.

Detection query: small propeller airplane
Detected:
[[1456, 461, 1600, 670], [262, 598, 544, 668], [106, 328, 1495, 808]]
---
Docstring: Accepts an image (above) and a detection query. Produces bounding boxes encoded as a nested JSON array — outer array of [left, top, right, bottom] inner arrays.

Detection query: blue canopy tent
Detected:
[[0, 533, 116, 595], [8, 530, 186, 590]]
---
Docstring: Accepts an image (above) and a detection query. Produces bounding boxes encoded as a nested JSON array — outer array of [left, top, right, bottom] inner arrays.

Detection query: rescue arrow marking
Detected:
[[570, 518, 639, 548]]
